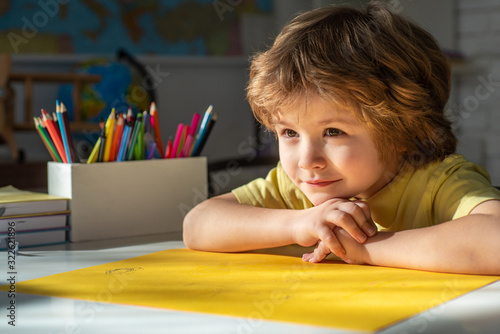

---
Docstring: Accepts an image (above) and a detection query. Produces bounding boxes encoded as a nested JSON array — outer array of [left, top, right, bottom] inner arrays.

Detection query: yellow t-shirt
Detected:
[[232, 154, 500, 231]]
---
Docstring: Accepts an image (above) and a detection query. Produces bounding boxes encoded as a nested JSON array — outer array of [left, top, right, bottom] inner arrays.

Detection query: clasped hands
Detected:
[[292, 198, 377, 264]]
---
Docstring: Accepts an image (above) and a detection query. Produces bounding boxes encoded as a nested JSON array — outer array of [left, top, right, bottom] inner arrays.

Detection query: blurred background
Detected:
[[0, 0, 498, 194]]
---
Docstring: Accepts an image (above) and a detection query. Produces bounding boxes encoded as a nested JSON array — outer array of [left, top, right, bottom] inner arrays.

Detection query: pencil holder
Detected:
[[47, 157, 207, 242]]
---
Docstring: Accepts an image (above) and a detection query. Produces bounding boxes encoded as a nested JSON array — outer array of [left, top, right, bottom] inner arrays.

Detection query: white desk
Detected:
[[1, 234, 500, 334]]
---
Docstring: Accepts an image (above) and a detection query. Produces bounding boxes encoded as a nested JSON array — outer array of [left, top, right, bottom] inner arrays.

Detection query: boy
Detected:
[[183, 1, 500, 275]]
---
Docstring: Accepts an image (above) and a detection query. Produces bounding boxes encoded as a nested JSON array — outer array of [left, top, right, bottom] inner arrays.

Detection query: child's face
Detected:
[[275, 95, 399, 205]]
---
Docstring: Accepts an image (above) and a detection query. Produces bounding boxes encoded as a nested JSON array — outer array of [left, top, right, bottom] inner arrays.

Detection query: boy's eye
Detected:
[[283, 129, 298, 138], [325, 128, 344, 137]]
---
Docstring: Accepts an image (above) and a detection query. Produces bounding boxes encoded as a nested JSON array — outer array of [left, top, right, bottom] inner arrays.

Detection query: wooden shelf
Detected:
[[9, 72, 102, 127]]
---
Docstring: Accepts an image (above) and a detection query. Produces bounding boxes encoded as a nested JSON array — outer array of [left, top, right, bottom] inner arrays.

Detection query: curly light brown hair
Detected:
[[247, 1, 456, 168]]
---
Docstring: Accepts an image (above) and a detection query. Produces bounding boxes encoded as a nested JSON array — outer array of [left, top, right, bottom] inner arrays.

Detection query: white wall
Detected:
[[455, 0, 500, 185]]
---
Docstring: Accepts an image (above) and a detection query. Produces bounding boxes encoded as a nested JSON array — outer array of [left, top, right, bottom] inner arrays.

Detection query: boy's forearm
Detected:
[[362, 215, 500, 275], [183, 195, 299, 252]]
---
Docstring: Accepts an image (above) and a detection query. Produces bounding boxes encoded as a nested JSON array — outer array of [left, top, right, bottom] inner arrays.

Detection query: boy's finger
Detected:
[[329, 210, 367, 243], [336, 202, 375, 240], [317, 225, 346, 258], [302, 241, 332, 263], [352, 201, 377, 237], [302, 252, 314, 262]]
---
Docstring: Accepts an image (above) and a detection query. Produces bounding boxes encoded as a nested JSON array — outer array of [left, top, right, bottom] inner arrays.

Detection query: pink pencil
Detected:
[[180, 113, 201, 157], [164, 137, 173, 158], [171, 123, 184, 158]]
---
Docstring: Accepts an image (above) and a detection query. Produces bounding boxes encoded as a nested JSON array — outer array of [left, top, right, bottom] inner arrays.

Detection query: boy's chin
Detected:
[[307, 192, 355, 206]]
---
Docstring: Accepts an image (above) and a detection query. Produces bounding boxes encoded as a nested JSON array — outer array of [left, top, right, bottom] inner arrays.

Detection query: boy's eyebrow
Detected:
[[274, 119, 294, 127], [275, 117, 357, 127], [275, 113, 360, 127], [318, 116, 361, 126]]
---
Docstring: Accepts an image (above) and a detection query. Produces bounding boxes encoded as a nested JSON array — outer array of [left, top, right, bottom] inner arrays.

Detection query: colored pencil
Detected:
[[180, 113, 201, 157], [59, 101, 78, 163], [36, 99, 218, 163], [134, 111, 146, 160], [38, 117, 62, 162], [144, 132, 155, 159], [87, 137, 100, 164], [117, 122, 132, 162], [126, 107, 135, 128], [97, 119, 106, 162], [41, 109, 67, 163], [103, 108, 116, 162], [147, 142, 157, 160], [109, 114, 124, 162], [52, 112, 62, 138], [171, 123, 184, 158], [177, 125, 189, 157], [140, 110, 146, 159], [191, 105, 213, 156], [144, 110, 151, 134], [127, 112, 143, 161], [164, 137, 172, 159], [150, 102, 164, 158], [34, 117, 61, 162], [52, 112, 60, 136], [56, 102, 72, 163], [192, 113, 217, 157]]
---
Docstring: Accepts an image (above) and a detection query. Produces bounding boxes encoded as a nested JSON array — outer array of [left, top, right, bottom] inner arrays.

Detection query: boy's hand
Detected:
[[292, 198, 376, 259], [302, 227, 368, 264]]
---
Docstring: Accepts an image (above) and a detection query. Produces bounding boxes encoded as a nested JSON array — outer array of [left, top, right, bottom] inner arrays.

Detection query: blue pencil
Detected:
[[56, 100, 71, 163], [117, 124, 132, 162], [191, 105, 213, 156]]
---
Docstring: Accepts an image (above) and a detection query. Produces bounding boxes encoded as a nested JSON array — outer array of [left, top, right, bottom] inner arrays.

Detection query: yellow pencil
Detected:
[[103, 108, 116, 162], [87, 137, 101, 164]]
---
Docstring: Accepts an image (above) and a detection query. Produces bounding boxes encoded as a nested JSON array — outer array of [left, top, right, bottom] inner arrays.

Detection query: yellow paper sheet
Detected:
[[1, 249, 498, 332]]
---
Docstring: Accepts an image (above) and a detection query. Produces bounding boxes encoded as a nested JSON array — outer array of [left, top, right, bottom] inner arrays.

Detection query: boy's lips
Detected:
[[304, 179, 340, 187]]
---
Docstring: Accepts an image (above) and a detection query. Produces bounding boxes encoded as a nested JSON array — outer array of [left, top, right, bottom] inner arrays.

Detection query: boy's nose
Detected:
[[298, 142, 327, 170]]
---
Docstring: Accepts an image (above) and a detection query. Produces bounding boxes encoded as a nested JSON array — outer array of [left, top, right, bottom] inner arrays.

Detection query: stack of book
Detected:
[[0, 185, 70, 250]]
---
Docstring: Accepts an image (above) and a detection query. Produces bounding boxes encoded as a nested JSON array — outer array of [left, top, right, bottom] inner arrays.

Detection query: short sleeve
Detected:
[[232, 163, 312, 210], [232, 166, 289, 209], [431, 156, 500, 222]]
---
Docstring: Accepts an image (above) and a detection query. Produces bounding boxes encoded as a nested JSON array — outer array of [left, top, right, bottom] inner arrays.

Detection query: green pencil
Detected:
[[127, 113, 143, 161], [134, 111, 146, 160], [34, 117, 62, 162]]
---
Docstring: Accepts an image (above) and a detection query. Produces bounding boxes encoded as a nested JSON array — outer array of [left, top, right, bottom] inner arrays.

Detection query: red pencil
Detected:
[[34, 117, 60, 162], [109, 114, 124, 162], [42, 109, 68, 163], [164, 137, 172, 158], [171, 123, 184, 158], [150, 102, 164, 158]]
